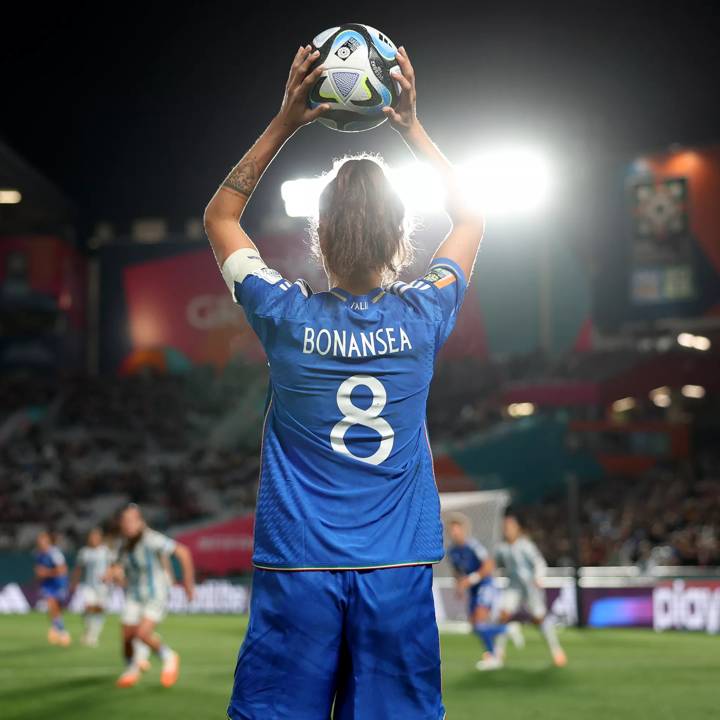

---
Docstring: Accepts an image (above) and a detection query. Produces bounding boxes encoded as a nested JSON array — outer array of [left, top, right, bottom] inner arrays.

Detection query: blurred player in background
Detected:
[[495, 512, 567, 667], [205, 44, 483, 718], [70, 527, 112, 647], [446, 513, 511, 671], [110, 504, 195, 689], [34, 531, 71, 646]]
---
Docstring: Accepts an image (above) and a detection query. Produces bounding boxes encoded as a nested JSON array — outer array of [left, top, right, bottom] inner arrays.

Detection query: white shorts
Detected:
[[121, 596, 168, 626], [82, 584, 109, 609], [499, 584, 547, 620]]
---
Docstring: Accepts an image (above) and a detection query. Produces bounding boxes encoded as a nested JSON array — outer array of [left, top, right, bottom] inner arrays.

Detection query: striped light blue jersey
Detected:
[[118, 529, 176, 602], [495, 537, 548, 588], [222, 249, 467, 570], [76, 544, 113, 589]]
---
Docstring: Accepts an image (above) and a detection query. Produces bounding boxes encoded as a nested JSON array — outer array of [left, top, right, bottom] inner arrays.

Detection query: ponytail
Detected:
[[314, 156, 412, 285]]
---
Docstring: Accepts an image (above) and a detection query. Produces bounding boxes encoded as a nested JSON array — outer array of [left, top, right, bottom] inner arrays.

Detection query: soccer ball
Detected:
[[308, 23, 400, 132]]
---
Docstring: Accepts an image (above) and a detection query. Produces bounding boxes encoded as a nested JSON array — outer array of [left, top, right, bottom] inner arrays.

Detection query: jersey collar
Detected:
[[329, 287, 386, 304]]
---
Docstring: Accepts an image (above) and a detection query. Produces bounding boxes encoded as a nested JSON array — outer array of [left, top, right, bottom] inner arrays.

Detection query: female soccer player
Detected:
[[70, 527, 112, 646], [34, 531, 71, 646], [111, 504, 195, 688], [205, 45, 484, 719], [446, 513, 510, 671], [495, 512, 568, 667]]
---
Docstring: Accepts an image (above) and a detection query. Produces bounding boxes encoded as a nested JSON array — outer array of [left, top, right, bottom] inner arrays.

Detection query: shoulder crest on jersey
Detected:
[[423, 265, 457, 289]]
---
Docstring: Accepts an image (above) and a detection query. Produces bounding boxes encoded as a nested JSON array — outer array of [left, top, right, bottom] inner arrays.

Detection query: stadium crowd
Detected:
[[1, 365, 717, 570], [0, 367, 263, 550], [525, 453, 720, 568]]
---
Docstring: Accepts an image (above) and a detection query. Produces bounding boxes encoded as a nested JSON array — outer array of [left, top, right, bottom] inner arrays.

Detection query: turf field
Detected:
[[1, 614, 717, 719]]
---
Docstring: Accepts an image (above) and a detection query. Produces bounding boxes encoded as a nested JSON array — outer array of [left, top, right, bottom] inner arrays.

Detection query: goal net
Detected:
[[434, 490, 511, 629]]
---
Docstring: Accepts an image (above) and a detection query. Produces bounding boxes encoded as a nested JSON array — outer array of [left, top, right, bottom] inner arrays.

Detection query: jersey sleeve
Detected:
[[469, 539, 489, 565], [526, 540, 547, 579], [49, 547, 66, 567], [220, 247, 308, 348], [388, 256, 468, 351], [76, 548, 87, 567], [146, 530, 177, 556]]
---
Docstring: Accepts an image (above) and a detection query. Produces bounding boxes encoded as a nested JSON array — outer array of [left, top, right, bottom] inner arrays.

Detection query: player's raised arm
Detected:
[[384, 46, 484, 280], [204, 45, 330, 266]]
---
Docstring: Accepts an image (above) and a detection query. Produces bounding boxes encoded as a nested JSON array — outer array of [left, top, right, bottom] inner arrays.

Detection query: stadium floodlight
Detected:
[[691, 335, 711, 351], [281, 147, 553, 219], [677, 332, 711, 351], [612, 397, 636, 413], [280, 163, 445, 219], [458, 146, 553, 217], [280, 177, 331, 218], [681, 384, 706, 399], [677, 332, 695, 348], [649, 386, 672, 408], [384, 163, 445, 215], [507, 402, 535, 418], [0, 189, 22, 204]]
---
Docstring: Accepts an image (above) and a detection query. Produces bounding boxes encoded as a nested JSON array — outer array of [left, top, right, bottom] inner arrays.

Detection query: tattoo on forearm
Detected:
[[222, 157, 259, 198]]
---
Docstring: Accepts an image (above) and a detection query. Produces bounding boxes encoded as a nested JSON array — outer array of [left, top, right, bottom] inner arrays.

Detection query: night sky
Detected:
[[4, 0, 720, 237]]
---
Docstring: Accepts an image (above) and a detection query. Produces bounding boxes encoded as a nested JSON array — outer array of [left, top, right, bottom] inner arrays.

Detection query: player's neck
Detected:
[[330, 271, 384, 296]]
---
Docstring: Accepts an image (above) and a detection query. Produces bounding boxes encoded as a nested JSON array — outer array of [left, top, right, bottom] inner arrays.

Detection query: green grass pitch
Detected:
[[1, 614, 717, 719]]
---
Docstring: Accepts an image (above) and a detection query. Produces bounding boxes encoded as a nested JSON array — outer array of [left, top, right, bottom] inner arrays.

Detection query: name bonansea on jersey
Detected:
[[301, 325, 414, 358]]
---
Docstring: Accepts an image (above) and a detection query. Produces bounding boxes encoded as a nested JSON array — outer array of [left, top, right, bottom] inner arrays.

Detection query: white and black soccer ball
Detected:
[[308, 23, 400, 132]]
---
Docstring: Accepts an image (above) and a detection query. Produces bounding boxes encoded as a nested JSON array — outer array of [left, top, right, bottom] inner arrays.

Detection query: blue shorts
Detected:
[[40, 585, 68, 604], [468, 581, 495, 616], [228, 565, 444, 720]]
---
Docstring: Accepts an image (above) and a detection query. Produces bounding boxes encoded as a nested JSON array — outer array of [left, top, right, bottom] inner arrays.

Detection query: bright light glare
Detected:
[[649, 386, 672, 408], [281, 177, 330, 218], [677, 332, 694, 347], [385, 164, 445, 215], [692, 335, 711, 351], [507, 402, 535, 418], [681, 384, 706, 399], [459, 147, 552, 216], [677, 332, 711, 351], [0, 189, 21, 204], [612, 397, 636, 413], [280, 147, 552, 219]]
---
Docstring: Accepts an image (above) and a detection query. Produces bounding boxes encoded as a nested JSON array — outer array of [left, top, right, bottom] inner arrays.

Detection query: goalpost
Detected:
[[434, 490, 511, 630]]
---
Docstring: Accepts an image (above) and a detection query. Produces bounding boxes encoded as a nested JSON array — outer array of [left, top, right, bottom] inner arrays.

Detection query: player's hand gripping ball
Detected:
[[307, 23, 401, 131]]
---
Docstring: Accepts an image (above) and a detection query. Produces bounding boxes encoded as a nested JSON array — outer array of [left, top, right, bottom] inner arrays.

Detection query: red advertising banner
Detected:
[[175, 514, 255, 575], [121, 245, 490, 367], [123, 250, 264, 366]]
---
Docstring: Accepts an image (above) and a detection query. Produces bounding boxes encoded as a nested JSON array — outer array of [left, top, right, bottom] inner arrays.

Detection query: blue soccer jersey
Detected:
[[221, 248, 467, 570], [35, 546, 69, 596], [448, 538, 492, 587]]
